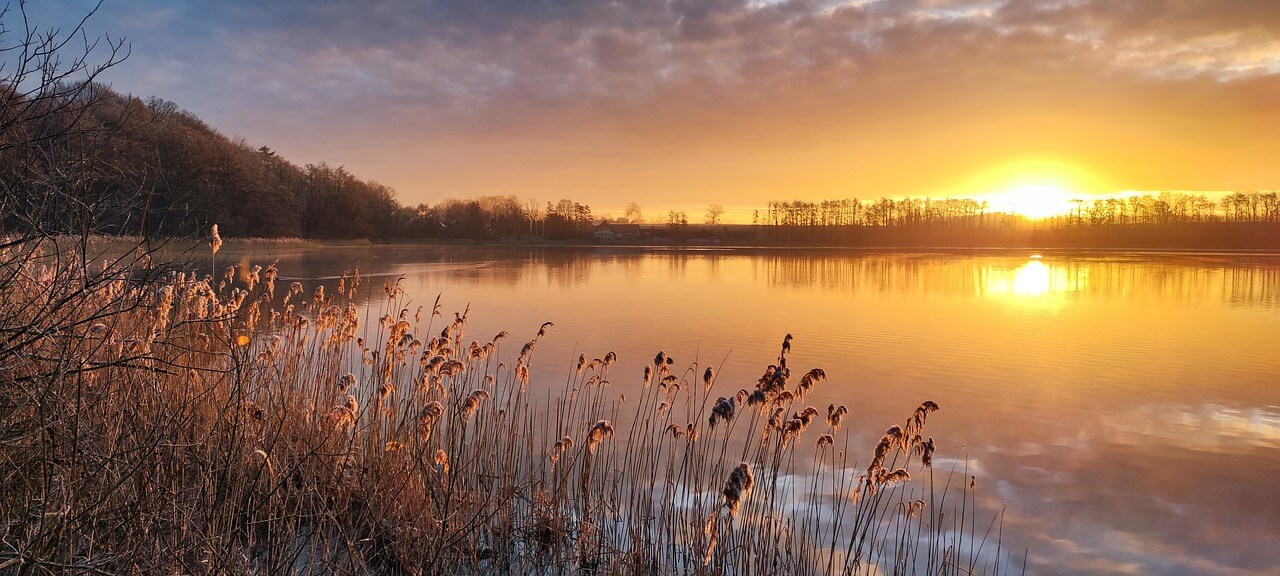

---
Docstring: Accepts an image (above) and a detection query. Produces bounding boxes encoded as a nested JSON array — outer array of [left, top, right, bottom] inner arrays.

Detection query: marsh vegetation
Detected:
[[0, 236, 1015, 575]]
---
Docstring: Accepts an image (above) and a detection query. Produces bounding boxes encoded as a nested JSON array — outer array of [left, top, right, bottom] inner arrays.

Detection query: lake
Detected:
[[224, 244, 1280, 576]]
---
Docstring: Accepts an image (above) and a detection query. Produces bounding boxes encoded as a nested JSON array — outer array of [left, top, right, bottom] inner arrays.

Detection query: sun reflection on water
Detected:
[[984, 258, 1084, 300], [1014, 260, 1052, 296]]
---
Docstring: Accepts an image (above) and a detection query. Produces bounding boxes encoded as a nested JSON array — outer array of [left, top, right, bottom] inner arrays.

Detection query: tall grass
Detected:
[[0, 238, 1018, 575]]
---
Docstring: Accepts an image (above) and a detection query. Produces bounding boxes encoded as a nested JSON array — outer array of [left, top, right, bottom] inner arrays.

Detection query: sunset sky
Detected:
[[37, 0, 1280, 221]]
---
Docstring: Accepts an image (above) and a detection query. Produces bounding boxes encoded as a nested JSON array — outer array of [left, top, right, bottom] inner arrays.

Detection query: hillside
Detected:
[[2, 84, 400, 239]]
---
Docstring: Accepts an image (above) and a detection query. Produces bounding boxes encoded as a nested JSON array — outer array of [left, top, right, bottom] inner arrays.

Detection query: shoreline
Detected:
[[40, 233, 1280, 258], [77, 234, 1280, 258]]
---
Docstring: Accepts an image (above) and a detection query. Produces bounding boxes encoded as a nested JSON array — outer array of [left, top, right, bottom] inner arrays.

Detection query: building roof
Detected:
[[596, 221, 642, 234]]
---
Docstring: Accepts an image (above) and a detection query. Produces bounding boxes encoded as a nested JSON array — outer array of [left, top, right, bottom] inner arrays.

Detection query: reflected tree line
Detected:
[[260, 247, 620, 304], [753, 254, 1280, 307], [274, 247, 1280, 310]]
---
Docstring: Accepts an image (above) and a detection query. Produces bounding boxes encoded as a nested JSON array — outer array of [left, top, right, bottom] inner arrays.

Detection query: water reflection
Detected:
[[983, 259, 1078, 298], [752, 251, 1280, 308], [223, 246, 1280, 310], [222, 245, 1280, 575]]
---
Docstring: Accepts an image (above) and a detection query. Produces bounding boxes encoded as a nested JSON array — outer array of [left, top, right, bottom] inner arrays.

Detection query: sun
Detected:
[[986, 183, 1078, 219], [956, 159, 1100, 219]]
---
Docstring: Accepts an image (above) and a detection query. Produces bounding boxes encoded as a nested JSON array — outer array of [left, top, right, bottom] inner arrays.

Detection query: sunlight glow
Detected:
[[983, 258, 1086, 303], [955, 159, 1105, 219], [1011, 260, 1053, 296], [985, 183, 1079, 219]]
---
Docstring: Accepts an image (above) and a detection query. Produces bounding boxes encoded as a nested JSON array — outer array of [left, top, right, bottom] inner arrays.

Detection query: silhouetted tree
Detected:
[[705, 204, 724, 225], [624, 201, 644, 223]]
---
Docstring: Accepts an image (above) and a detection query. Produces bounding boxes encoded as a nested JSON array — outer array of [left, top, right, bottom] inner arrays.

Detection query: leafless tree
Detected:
[[523, 196, 543, 235], [0, 8, 182, 572], [624, 201, 643, 223], [1, 0, 134, 239], [705, 203, 724, 225]]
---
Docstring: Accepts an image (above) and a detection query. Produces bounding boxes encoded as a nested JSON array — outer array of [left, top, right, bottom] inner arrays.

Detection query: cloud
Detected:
[[22, 1, 1280, 205], [94, 1, 1279, 122], [979, 400, 1280, 575]]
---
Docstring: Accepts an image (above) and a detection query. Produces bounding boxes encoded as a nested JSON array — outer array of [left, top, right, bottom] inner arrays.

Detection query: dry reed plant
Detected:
[[0, 234, 1019, 575]]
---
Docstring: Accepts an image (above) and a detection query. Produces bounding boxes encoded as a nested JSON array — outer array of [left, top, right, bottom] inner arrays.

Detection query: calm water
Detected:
[[230, 245, 1280, 576]]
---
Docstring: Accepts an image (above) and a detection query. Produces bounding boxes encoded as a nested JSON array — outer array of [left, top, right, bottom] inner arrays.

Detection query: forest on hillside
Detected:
[[2, 82, 392, 238], [0, 80, 613, 240]]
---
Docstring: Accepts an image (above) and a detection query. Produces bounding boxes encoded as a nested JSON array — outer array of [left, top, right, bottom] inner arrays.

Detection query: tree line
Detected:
[[758, 192, 1280, 230], [758, 198, 995, 228], [2, 84, 402, 239], [1, 81, 616, 241], [1052, 192, 1280, 226], [754, 193, 1280, 248]]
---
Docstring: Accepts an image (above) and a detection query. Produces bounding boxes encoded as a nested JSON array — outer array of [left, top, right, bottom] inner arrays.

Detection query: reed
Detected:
[[0, 236, 1019, 575]]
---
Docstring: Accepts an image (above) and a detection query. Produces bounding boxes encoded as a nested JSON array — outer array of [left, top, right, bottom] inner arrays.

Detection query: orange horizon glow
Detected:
[[66, 1, 1280, 212], [955, 159, 1102, 219], [592, 181, 1244, 225], [584, 157, 1263, 223]]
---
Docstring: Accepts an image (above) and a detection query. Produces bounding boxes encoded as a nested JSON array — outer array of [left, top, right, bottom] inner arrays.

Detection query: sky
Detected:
[[24, 0, 1280, 221]]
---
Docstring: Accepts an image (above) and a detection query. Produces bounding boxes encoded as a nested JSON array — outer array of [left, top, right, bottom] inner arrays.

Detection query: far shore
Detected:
[[64, 234, 1280, 258]]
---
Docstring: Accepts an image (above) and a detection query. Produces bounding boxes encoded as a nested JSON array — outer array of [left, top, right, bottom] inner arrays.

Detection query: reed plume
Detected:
[[721, 462, 755, 517], [586, 420, 615, 453], [209, 224, 223, 255], [709, 396, 736, 428]]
